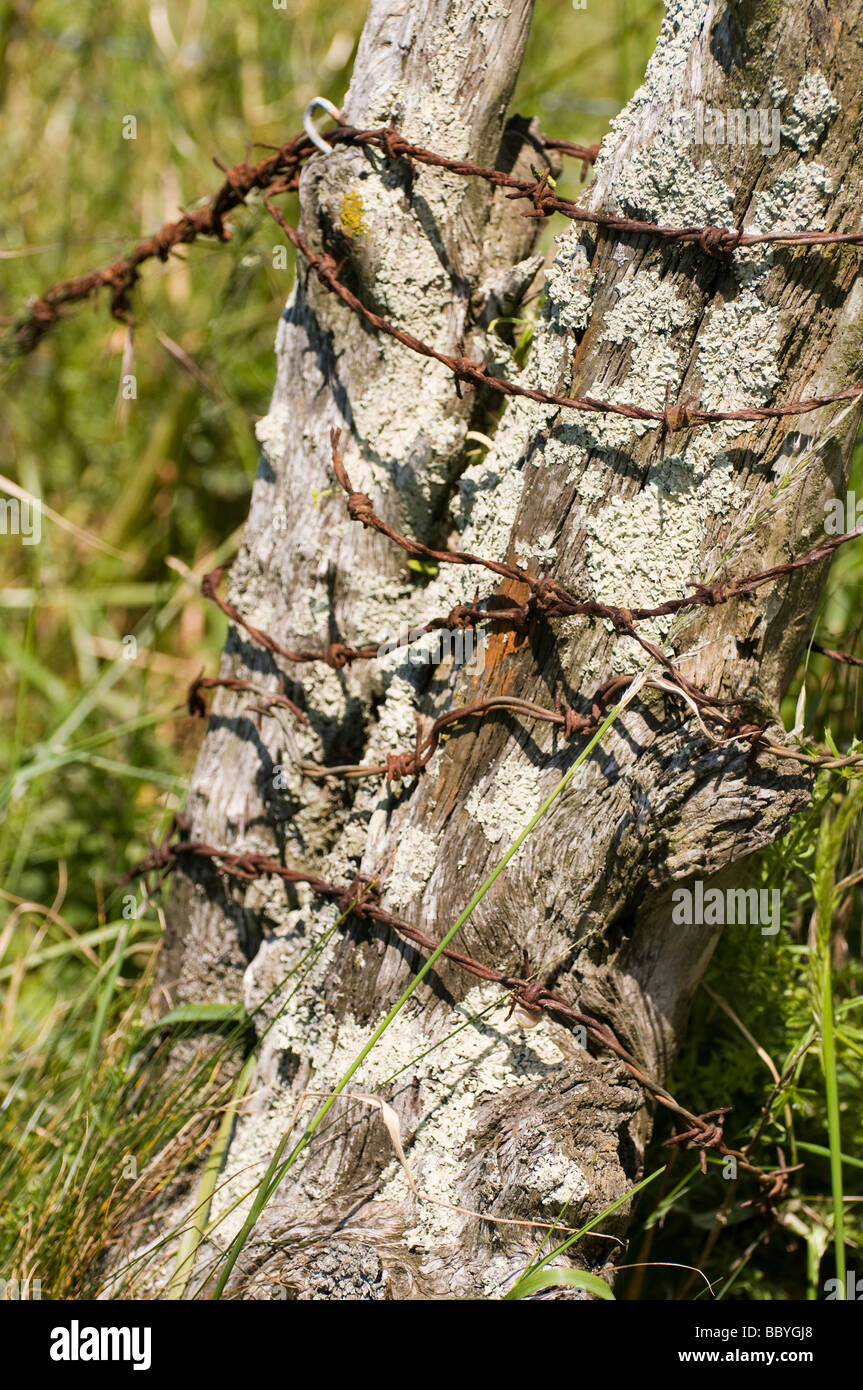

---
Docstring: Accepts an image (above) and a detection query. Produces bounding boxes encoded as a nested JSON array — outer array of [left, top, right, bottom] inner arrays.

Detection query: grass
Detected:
[[809, 786, 863, 1297], [0, 940, 237, 1298], [621, 777, 863, 1301], [1, 0, 861, 1302]]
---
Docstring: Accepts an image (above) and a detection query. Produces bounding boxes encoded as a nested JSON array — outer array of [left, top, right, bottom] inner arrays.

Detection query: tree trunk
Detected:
[[156, 0, 863, 1299]]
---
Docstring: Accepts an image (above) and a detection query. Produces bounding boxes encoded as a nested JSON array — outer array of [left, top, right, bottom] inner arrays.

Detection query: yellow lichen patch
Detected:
[[339, 187, 367, 238]]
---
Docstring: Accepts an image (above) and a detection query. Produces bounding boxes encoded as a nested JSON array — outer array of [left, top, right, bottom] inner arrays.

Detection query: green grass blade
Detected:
[[165, 1052, 257, 1300], [506, 1266, 615, 1300]]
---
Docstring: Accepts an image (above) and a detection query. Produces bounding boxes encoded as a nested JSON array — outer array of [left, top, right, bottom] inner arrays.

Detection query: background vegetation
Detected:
[[1, 0, 861, 1300]]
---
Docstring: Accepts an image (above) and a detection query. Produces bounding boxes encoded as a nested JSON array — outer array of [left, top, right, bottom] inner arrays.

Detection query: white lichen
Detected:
[[255, 399, 295, 466]]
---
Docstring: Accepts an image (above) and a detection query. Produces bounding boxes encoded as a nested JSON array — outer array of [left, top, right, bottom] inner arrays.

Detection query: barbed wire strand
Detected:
[[122, 818, 794, 1191]]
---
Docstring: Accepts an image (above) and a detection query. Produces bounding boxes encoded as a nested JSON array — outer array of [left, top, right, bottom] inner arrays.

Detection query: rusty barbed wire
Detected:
[[186, 673, 307, 724], [200, 536, 733, 756], [191, 425, 863, 781], [7, 133, 312, 356], [201, 427, 784, 713], [315, 122, 863, 257], [242, 663, 863, 783], [181, 653, 863, 787], [255, 680, 637, 783], [9, 119, 863, 437], [201, 567, 381, 670], [21, 110, 852, 779], [329, 428, 863, 628], [810, 639, 863, 668], [201, 540, 709, 719], [122, 816, 791, 1189], [3, 122, 589, 357], [266, 191, 863, 432]]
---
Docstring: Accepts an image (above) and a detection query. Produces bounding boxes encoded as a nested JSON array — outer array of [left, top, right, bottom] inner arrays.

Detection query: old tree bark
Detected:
[[153, 0, 863, 1297]]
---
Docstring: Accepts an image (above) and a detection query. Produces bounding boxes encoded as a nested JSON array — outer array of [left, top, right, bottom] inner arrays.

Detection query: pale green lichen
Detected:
[[737, 161, 832, 287], [582, 448, 742, 664], [754, 162, 832, 230], [578, 288, 779, 657], [580, 268, 696, 455], [695, 292, 781, 413], [386, 824, 440, 908], [515, 530, 558, 569], [782, 71, 839, 154], [558, 14, 834, 654], [545, 234, 594, 333], [528, 1150, 591, 1207], [615, 148, 734, 228], [767, 76, 788, 108], [465, 759, 544, 846], [610, 0, 706, 119], [208, 950, 570, 1254], [374, 985, 574, 1248]]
